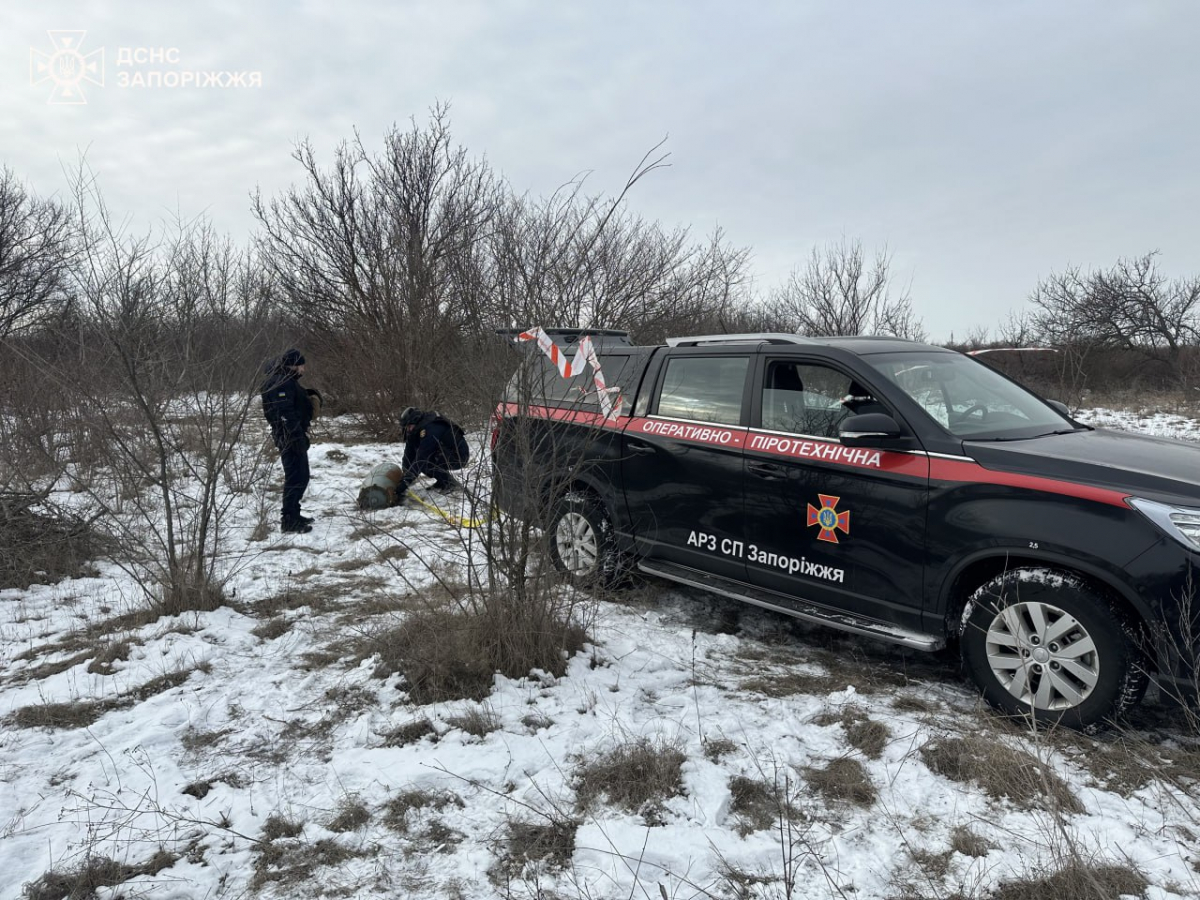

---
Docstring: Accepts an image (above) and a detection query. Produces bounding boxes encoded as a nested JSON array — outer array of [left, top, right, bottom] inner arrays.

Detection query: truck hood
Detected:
[[964, 427, 1200, 505]]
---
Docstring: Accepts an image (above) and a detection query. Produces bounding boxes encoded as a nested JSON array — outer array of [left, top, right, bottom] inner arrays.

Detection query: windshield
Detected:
[[865, 351, 1077, 440]]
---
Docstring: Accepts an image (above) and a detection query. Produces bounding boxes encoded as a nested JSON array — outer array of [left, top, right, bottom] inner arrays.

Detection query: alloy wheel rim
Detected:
[[556, 512, 598, 575], [984, 600, 1101, 711]]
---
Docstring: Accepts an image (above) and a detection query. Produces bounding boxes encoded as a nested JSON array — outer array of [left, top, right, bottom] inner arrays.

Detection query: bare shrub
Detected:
[[0, 491, 102, 589], [919, 734, 1083, 814], [574, 736, 686, 819], [803, 757, 877, 806]]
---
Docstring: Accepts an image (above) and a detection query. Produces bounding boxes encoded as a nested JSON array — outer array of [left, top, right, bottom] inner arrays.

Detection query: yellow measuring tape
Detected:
[[405, 490, 498, 529]]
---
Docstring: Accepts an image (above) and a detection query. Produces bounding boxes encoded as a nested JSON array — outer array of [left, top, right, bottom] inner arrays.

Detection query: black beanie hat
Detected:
[[280, 348, 306, 368]]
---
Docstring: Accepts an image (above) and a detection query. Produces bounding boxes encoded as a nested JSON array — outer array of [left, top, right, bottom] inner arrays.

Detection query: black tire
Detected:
[[960, 567, 1148, 733], [547, 491, 622, 588]]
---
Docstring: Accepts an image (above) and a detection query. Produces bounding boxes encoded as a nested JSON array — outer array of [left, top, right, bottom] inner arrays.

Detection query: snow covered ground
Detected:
[[1, 409, 1198, 900]]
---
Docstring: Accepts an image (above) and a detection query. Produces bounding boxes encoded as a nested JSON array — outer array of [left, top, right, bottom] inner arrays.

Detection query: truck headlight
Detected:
[[1129, 497, 1200, 551]]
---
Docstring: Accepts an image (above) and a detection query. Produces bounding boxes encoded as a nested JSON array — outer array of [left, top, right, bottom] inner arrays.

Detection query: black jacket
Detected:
[[261, 359, 312, 450], [400, 411, 469, 488]]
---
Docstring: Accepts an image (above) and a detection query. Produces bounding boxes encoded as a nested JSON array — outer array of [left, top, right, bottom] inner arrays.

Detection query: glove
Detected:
[[306, 389, 324, 420]]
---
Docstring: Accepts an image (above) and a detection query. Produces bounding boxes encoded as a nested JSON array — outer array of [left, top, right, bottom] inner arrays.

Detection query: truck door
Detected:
[[620, 352, 751, 580], [742, 356, 930, 630]]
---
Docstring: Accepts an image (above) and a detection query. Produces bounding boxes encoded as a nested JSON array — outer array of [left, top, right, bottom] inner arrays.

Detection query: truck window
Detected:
[[656, 356, 749, 425], [505, 352, 635, 411], [761, 360, 879, 439]]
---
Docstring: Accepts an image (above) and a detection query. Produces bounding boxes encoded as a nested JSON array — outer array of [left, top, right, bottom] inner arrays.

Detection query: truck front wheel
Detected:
[[548, 492, 621, 588], [960, 567, 1148, 733]]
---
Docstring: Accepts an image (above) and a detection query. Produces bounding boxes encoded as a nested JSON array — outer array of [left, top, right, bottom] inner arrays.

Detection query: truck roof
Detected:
[[664, 332, 949, 355]]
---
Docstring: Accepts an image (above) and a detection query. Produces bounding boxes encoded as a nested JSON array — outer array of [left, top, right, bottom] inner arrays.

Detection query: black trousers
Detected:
[[280, 443, 310, 523]]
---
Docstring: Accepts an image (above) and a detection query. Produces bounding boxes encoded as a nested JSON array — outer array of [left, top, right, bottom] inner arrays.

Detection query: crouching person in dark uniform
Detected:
[[262, 349, 320, 533], [396, 407, 470, 496]]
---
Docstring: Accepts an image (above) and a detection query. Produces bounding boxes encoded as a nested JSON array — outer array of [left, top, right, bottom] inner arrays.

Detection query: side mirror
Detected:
[[1047, 399, 1071, 417], [839, 413, 903, 447]]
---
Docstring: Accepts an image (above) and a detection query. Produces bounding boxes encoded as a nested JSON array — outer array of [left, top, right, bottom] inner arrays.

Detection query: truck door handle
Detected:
[[627, 442, 656, 455], [748, 462, 785, 479]]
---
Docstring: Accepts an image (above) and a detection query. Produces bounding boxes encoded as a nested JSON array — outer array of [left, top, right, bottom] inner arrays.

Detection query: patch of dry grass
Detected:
[[919, 735, 1083, 814], [251, 617, 291, 640], [804, 757, 877, 806], [846, 717, 890, 760], [180, 725, 233, 754], [490, 817, 579, 883], [741, 670, 843, 698], [8, 668, 195, 730], [815, 706, 890, 759], [383, 788, 464, 834], [381, 717, 439, 747], [575, 737, 686, 821], [950, 825, 990, 858], [989, 862, 1147, 900], [522, 712, 554, 732], [379, 545, 409, 562], [24, 851, 178, 900], [86, 639, 132, 675], [327, 798, 371, 833], [728, 774, 801, 836], [703, 737, 739, 761], [368, 600, 588, 704], [251, 815, 366, 892], [446, 705, 501, 738]]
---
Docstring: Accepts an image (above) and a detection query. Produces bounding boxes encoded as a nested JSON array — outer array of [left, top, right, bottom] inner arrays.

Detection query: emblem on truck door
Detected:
[[807, 494, 850, 543]]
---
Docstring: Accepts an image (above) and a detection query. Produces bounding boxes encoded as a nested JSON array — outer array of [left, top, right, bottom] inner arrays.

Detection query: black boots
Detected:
[[281, 518, 312, 534]]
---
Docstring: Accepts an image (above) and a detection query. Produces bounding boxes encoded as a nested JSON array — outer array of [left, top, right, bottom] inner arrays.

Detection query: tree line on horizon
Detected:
[[3, 103, 1199, 432]]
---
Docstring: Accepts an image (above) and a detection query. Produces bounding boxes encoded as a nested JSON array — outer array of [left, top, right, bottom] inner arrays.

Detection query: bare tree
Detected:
[[253, 102, 504, 432], [763, 239, 925, 340], [1029, 252, 1200, 384], [12, 167, 277, 614], [0, 166, 78, 339], [479, 146, 751, 346]]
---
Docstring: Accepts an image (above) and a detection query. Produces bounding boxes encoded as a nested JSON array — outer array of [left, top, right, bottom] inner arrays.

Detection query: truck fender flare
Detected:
[[938, 547, 1155, 637]]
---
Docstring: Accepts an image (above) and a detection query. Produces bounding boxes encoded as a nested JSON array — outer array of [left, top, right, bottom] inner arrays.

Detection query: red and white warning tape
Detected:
[[517, 327, 625, 421]]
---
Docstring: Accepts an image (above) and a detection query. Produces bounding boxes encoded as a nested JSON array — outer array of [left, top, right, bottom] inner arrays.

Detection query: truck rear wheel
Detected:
[[960, 567, 1148, 733], [548, 492, 621, 588]]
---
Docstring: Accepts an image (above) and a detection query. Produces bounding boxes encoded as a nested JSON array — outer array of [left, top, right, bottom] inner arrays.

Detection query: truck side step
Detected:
[[636, 560, 945, 652]]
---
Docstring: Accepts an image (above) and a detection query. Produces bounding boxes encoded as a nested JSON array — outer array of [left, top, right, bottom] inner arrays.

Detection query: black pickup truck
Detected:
[[491, 328, 1200, 730]]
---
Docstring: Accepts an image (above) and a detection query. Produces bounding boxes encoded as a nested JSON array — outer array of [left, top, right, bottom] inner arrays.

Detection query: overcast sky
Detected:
[[5, 1, 1198, 340]]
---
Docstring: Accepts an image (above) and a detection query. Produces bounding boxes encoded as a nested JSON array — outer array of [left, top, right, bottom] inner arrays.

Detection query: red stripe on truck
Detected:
[[495, 403, 1133, 507]]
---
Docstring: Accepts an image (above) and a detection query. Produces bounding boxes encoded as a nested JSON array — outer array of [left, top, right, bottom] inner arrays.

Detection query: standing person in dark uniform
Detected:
[[396, 406, 470, 497], [261, 349, 318, 533]]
